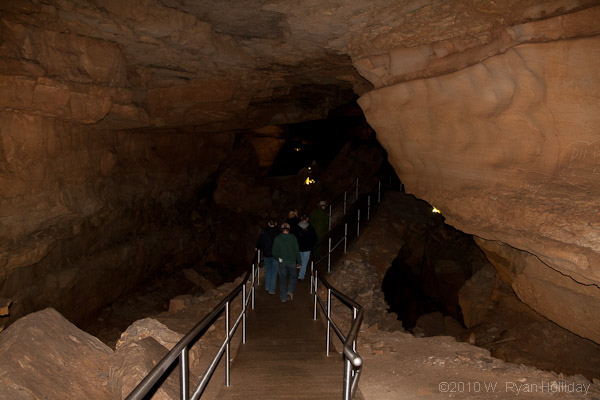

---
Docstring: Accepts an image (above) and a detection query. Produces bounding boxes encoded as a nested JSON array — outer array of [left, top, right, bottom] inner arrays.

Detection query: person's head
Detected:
[[318, 200, 327, 209], [288, 209, 298, 219], [267, 219, 277, 228], [300, 213, 309, 222], [281, 222, 291, 233]]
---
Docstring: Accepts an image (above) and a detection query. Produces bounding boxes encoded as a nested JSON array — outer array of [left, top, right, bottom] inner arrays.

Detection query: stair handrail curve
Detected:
[[308, 176, 398, 399], [126, 264, 259, 400], [309, 178, 389, 399], [313, 270, 364, 400]]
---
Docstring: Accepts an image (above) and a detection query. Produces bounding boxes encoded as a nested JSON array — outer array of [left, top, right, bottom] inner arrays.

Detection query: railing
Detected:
[[326, 177, 360, 230], [312, 270, 364, 400], [306, 177, 387, 399], [127, 175, 390, 400], [126, 264, 260, 400], [314, 179, 383, 275]]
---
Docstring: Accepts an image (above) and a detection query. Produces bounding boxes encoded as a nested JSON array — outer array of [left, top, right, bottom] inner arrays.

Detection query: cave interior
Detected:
[[1, 0, 600, 385]]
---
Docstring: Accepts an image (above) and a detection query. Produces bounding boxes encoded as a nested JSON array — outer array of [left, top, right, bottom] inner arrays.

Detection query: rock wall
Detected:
[[357, 9, 600, 343], [0, 112, 235, 325]]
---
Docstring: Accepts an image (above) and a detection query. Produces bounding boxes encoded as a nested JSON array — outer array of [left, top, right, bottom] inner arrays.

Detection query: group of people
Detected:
[[255, 200, 329, 303]]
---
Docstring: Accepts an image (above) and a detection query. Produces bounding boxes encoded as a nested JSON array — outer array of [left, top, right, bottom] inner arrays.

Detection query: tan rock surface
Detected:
[[110, 337, 179, 400], [359, 34, 600, 343], [0, 308, 114, 399]]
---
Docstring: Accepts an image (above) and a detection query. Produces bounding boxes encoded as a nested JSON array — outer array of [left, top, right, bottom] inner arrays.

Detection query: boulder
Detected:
[[0, 308, 113, 400]]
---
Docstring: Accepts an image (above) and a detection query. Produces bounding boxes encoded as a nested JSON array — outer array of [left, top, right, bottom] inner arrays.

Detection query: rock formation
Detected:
[[358, 6, 600, 343], [1, 0, 599, 347]]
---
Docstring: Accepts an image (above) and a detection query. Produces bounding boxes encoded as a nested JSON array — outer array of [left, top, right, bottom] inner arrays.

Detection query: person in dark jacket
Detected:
[[272, 223, 301, 303], [255, 219, 279, 295], [295, 214, 317, 280], [285, 209, 300, 236]]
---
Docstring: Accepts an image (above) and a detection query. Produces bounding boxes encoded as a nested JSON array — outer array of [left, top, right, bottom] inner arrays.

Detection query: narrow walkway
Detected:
[[215, 278, 364, 399]]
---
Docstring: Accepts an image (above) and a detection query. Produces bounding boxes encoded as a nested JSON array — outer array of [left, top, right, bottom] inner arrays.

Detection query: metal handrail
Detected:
[[126, 263, 259, 400], [313, 180, 383, 274], [313, 270, 364, 400], [306, 179, 389, 399], [126, 176, 391, 400]]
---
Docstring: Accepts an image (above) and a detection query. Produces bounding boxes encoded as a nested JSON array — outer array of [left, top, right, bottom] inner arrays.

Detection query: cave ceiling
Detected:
[[4, 0, 597, 131]]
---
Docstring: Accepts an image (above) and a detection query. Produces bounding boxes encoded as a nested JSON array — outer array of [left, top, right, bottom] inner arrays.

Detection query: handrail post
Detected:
[[355, 177, 359, 200], [313, 272, 318, 320], [344, 223, 348, 253], [326, 288, 331, 356], [242, 283, 246, 344], [367, 195, 371, 220], [327, 237, 332, 273], [328, 204, 332, 231], [256, 250, 260, 285], [343, 359, 352, 400], [343, 191, 347, 215], [251, 264, 255, 309], [378, 181, 381, 203], [180, 347, 189, 400], [357, 210, 360, 237], [352, 307, 358, 364], [310, 261, 314, 294], [225, 301, 230, 387]]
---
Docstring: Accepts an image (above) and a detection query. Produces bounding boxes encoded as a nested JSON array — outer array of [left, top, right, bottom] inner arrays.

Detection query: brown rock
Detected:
[[110, 337, 179, 400], [0, 298, 10, 317], [458, 264, 497, 328], [0, 308, 113, 400], [116, 318, 184, 351], [116, 317, 202, 371], [359, 35, 600, 343], [415, 312, 446, 337], [476, 238, 600, 345]]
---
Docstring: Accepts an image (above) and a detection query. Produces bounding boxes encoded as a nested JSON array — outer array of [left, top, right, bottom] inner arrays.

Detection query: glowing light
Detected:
[[304, 177, 316, 185], [294, 147, 301, 152], [432, 207, 441, 214]]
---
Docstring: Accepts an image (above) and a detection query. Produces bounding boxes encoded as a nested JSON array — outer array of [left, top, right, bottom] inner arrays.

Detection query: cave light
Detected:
[[432, 207, 441, 214], [304, 177, 316, 185]]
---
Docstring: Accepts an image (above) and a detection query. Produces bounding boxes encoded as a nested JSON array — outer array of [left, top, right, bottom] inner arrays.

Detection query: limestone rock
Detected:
[[476, 238, 600, 345], [110, 337, 179, 400], [458, 264, 497, 328], [182, 269, 216, 293], [0, 308, 113, 400], [414, 312, 446, 337], [0, 298, 10, 316], [359, 34, 600, 343], [116, 318, 183, 351]]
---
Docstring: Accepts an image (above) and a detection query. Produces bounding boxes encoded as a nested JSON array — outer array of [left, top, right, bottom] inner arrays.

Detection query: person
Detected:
[[272, 222, 301, 303], [255, 219, 279, 295], [295, 214, 317, 280], [285, 209, 300, 236], [309, 200, 329, 258]]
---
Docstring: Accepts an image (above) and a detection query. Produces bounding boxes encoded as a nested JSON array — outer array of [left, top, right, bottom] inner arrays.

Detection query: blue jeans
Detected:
[[299, 251, 311, 279], [264, 257, 278, 294], [278, 262, 298, 302]]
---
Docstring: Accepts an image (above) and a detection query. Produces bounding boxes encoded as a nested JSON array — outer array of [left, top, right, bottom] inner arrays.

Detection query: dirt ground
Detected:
[[355, 329, 599, 399]]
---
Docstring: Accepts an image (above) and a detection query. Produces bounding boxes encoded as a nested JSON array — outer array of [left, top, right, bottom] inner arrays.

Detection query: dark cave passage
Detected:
[[381, 210, 474, 333]]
